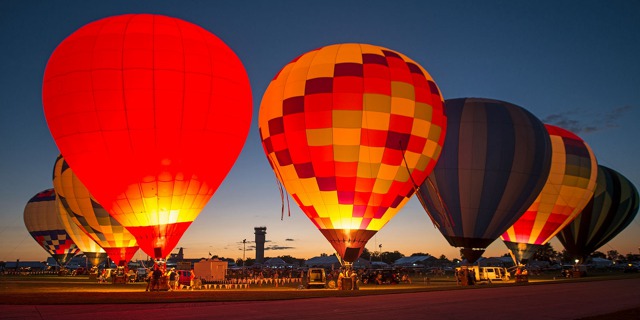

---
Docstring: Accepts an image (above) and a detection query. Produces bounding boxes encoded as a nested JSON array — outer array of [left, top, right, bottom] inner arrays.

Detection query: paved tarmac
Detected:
[[2, 278, 639, 319]]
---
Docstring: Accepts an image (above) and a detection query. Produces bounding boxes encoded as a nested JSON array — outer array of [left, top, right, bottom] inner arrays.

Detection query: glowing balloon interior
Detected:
[[42, 14, 252, 259], [259, 43, 446, 262]]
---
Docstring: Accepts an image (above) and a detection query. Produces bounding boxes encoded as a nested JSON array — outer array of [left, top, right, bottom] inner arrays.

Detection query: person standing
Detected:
[[150, 264, 162, 291], [168, 268, 177, 290]]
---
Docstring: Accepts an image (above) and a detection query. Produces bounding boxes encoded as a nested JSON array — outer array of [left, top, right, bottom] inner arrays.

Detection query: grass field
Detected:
[[1, 270, 639, 307]]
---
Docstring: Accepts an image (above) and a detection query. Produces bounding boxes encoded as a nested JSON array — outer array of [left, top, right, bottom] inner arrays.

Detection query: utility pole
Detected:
[[242, 239, 247, 273]]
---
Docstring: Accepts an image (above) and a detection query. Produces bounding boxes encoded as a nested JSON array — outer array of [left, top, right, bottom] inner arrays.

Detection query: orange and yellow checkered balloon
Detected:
[[259, 43, 446, 262]]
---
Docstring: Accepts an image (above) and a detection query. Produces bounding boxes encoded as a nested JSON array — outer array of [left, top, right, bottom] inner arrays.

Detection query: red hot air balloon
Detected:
[[501, 125, 597, 265], [42, 14, 252, 260], [259, 43, 446, 263]]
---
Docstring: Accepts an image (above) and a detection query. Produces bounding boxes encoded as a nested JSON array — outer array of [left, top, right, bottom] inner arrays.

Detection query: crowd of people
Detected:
[[143, 264, 196, 291], [88, 263, 426, 291]]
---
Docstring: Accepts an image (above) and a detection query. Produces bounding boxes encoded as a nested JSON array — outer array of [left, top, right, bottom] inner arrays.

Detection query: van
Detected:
[[479, 266, 510, 281], [306, 268, 327, 288], [456, 266, 510, 282]]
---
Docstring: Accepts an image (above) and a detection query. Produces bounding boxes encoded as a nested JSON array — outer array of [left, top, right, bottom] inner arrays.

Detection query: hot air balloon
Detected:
[[53, 155, 139, 266], [24, 189, 80, 268], [259, 43, 447, 263], [57, 202, 107, 268], [416, 98, 552, 263], [556, 165, 639, 263], [501, 125, 597, 265], [42, 14, 252, 260]]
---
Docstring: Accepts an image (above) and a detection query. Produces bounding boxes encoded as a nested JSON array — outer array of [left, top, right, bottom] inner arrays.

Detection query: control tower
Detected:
[[254, 226, 267, 264]]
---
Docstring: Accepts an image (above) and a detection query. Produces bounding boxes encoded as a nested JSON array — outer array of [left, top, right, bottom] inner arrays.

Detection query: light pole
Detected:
[[242, 239, 247, 273], [379, 244, 382, 263]]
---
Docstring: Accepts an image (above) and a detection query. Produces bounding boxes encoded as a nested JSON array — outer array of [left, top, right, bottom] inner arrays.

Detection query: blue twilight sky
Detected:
[[1, 1, 639, 262]]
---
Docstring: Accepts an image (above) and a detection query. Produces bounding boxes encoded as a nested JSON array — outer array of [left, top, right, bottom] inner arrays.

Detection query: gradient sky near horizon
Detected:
[[1, 1, 639, 263]]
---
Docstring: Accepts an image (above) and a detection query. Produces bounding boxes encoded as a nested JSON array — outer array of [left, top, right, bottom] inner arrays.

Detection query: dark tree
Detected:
[[381, 251, 404, 264], [360, 248, 371, 260], [532, 243, 558, 262], [606, 250, 620, 261], [410, 252, 430, 257]]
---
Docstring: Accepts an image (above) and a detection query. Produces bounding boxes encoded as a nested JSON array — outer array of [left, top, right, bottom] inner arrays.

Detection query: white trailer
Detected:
[[194, 259, 227, 282]]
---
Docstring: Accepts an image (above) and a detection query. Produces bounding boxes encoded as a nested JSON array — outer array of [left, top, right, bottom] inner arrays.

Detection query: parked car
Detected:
[[623, 263, 639, 273]]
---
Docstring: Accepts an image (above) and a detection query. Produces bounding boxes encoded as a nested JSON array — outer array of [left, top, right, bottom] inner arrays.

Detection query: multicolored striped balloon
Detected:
[[502, 124, 598, 264], [53, 155, 139, 266], [57, 202, 107, 268], [417, 98, 552, 263], [556, 165, 639, 262]]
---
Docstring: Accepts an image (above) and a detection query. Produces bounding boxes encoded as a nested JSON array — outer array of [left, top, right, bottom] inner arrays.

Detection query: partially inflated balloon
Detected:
[[417, 98, 552, 263], [42, 14, 252, 259], [502, 125, 597, 264], [556, 165, 639, 262], [57, 202, 107, 267], [259, 43, 446, 262], [24, 189, 80, 267], [53, 155, 139, 266]]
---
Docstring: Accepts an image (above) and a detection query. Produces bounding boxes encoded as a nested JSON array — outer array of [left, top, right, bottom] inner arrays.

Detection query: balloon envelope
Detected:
[[42, 14, 252, 259], [23, 189, 80, 267], [259, 43, 446, 262], [502, 125, 597, 264], [53, 155, 139, 266], [416, 98, 552, 263], [57, 200, 107, 267], [556, 165, 639, 262]]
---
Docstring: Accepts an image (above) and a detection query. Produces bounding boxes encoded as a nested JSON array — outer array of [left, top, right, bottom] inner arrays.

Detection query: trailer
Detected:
[[193, 259, 227, 282]]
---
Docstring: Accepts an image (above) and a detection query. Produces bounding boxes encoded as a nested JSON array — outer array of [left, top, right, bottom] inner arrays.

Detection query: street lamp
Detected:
[[242, 239, 247, 272], [379, 244, 382, 262]]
